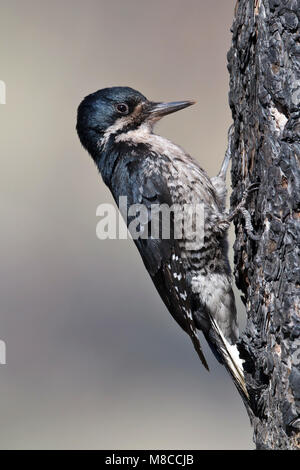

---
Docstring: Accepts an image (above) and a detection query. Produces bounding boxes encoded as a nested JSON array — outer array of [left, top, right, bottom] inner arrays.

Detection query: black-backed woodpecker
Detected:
[[76, 86, 250, 404]]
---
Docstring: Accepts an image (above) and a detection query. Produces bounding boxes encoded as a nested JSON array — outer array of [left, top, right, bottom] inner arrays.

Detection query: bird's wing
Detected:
[[133, 172, 209, 370]]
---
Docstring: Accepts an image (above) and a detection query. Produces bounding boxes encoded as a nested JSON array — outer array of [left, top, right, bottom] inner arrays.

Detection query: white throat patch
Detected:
[[99, 103, 148, 150]]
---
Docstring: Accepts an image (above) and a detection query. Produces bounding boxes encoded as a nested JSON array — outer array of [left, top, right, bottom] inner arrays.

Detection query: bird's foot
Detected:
[[217, 125, 234, 181], [221, 183, 260, 240]]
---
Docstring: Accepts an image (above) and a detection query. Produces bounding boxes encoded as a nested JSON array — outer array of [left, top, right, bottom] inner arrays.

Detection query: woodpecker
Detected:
[[76, 86, 250, 404]]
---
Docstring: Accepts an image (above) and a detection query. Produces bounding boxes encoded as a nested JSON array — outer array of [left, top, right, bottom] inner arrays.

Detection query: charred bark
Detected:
[[228, 0, 300, 449]]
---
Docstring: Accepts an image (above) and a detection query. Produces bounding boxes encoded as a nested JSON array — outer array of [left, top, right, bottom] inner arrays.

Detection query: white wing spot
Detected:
[[187, 310, 193, 320], [173, 272, 182, 281]]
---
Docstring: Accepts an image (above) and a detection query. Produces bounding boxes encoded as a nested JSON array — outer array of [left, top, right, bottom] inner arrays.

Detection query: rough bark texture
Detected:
[[228, 0, 300, 449]]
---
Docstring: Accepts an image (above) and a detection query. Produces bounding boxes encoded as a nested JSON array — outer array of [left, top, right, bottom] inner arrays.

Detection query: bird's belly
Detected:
[[189, 271, 238, 342]]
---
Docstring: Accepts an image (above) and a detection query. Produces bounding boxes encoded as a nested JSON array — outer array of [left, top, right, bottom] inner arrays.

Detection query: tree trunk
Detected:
[[228, 0, 300, 449]]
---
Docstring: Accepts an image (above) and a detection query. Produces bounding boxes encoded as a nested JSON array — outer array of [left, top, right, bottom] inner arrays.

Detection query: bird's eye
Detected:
[[115, 103, 129, 114]]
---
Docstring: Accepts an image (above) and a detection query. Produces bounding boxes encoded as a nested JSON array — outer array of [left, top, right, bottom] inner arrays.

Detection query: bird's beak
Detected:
[[148, 100, 196, 118]]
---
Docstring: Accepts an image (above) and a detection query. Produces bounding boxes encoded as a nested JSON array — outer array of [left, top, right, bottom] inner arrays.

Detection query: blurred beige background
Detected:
[[0, 0, 253, 449]]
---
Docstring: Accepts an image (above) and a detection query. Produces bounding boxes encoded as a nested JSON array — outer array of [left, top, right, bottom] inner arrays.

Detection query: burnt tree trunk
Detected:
[[228, 0, 300, 449]]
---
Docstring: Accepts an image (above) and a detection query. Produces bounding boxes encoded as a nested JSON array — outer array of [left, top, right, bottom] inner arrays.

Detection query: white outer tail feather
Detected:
[[209, 315, 249, 400]]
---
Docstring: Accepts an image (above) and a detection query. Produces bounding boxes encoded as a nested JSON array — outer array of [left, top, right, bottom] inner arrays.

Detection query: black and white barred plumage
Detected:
[[76, 86, 249, 402]]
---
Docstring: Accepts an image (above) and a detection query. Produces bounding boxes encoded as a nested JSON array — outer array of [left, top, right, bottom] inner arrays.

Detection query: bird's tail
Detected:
[[208, 314, 250, 406]]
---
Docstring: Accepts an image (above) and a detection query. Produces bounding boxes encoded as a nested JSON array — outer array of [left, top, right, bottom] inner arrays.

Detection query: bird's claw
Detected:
[[220, 182, 260, 239], [244, 182, 260, 196]]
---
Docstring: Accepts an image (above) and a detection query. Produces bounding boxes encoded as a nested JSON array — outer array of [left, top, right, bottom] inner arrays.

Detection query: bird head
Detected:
[[76, 86, 195, 158]]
